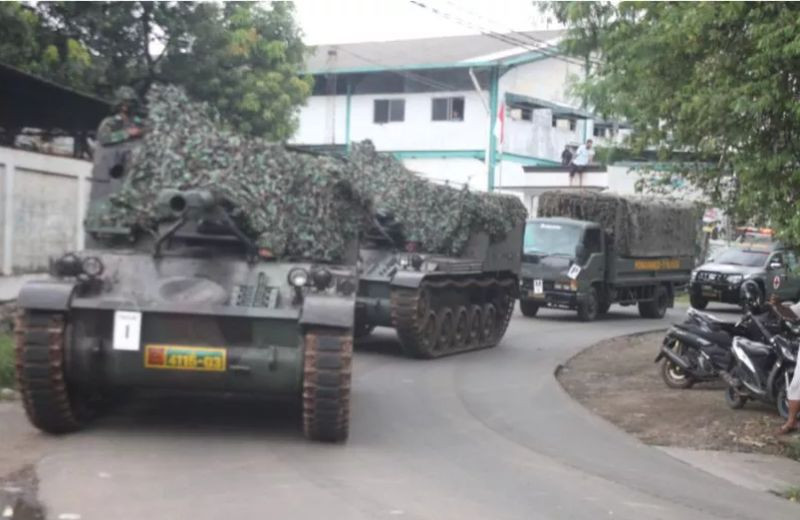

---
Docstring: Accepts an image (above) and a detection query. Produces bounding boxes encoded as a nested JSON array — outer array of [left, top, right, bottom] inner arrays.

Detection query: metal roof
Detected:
[[505, 92, 591, 120], [0, 62, 110, 134], [306, 30, 566, 74]]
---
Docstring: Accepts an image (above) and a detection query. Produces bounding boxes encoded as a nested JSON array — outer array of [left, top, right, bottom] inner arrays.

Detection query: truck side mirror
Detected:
[[575, 243, 587, 263]]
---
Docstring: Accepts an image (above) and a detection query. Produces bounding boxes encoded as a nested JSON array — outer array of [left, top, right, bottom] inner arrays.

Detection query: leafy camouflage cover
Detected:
[[88, 86, 527, 262], [537, 191, 701, 258]]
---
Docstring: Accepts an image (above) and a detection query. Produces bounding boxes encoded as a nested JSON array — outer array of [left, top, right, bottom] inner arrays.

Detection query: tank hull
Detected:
[[15, 249, 356, 441]]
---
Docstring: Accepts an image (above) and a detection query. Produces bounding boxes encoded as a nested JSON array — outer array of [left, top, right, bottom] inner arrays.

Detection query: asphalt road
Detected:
[[27, 305, 799, 520]]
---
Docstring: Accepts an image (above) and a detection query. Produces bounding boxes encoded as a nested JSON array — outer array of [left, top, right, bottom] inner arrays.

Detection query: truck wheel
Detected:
[[15, 311, 86, 434], [519, 300, 539, 317], [302, 329, 353, 442], [639, 286, 669, 319], [577, 288, 599, 322], [689, 293, 708, 310]]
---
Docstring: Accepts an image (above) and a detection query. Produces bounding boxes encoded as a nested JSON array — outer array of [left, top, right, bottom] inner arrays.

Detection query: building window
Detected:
[[520, 107, 532, 121], [374, 99, 405, 124], [593, 126, 606, 138], [432, 97, 465, 121], [569, 119, 577, 131], [552, 115, 558, 128]]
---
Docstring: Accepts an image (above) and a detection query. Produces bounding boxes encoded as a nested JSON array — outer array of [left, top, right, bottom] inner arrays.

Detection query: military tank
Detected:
[[14, 89, 357, 442], [355, 192, 526, 359]]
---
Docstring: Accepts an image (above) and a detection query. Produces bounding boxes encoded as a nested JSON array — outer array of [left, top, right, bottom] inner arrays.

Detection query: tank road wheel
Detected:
[[391, 286, 444, 358], [466, 305, 482, 347], [302, 329, 353, 442], [480, 303, 497, 344], [452, 306, 469, 350], [15, 311, 84, 434], [433, 308, 454, 355]]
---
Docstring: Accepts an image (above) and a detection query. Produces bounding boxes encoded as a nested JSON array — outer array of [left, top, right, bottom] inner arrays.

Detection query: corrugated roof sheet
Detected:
[[306, 30, 565, 73]]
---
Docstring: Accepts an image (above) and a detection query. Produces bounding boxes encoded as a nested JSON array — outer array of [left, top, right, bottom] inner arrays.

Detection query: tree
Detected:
[[545, 2, 800, 242], [0, 3, 95, 92], [4, 2, 312, 140]]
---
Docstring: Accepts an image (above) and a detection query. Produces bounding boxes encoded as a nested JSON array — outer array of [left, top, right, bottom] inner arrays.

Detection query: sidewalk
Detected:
[[0, 274, 48, 303], [660, 447, 800, 496]]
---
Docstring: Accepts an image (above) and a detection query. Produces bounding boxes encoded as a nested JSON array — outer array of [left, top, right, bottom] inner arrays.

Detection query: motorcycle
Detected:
[[656, 308, 761, 389], [722, 332, 798, 414], [773, 338, 799, 419]]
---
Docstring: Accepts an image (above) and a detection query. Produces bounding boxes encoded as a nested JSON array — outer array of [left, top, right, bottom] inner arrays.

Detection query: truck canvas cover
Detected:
[[87, 85, 527, 262], [537, 191, 701, 258]]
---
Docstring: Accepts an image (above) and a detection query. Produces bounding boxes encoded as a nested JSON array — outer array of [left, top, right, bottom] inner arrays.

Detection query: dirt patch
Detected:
[[558, 331, 800, 458]]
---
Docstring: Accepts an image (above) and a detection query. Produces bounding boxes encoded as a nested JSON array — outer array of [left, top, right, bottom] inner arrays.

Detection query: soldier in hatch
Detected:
[[96, 86, 146, 146]]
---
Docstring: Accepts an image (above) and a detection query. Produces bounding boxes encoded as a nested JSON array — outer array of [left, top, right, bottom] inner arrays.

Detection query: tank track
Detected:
[[14, 310, 83, 433], [390, 275, 517, 359], [302, 328, 353, 442]]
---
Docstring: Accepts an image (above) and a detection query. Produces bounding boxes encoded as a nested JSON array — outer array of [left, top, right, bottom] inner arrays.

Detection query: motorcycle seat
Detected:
[[689, 309, 729, 325], [733, 337, 772, 357], [675, 322, 732, 346]]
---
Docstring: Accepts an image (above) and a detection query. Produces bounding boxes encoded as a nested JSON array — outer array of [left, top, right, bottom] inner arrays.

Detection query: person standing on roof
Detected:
[[561, 144, 573, 166], [96, 86, 146, 146], [570, 139, 594, 186]]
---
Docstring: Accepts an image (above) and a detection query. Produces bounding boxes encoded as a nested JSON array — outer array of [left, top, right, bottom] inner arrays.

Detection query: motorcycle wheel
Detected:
[[660, 342, 695, 389], [776, 383, 800, 420], [724, 386, 747, 409]]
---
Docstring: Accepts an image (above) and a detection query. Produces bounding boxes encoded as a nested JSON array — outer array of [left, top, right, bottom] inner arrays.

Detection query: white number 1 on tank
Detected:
[[113, 311, 142, 351]]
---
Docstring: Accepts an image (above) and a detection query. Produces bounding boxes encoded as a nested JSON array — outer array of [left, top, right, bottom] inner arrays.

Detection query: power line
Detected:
[[409, 0, 601, 68]]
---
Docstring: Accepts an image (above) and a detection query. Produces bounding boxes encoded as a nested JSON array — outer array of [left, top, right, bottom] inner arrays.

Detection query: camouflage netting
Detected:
[[89, 85, 527, 262], [537, 191, 702, 258]]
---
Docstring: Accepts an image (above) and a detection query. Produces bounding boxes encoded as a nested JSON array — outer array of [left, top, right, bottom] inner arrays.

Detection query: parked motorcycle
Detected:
[[772, 339, 798, 419], [656, 308, 759, 389], [722, 333, 796, 412]]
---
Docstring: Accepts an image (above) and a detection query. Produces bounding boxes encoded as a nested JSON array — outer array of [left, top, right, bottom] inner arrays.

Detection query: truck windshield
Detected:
[[713, 248, 768, 267], [524, 221, 582, 257]]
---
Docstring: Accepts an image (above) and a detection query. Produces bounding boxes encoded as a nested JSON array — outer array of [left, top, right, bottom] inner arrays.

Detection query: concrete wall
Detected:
[[0, 146, 91, 274], [292, 90, 490, 151]]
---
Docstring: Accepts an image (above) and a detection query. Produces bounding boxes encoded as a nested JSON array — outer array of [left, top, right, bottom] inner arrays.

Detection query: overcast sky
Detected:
[[292, 0, 558, 45]]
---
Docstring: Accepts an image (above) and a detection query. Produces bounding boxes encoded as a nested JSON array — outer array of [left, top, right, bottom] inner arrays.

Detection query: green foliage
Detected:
[[0, 333, 14, 390], [1, 2, 311, 139], [546, 2, 800, 244]]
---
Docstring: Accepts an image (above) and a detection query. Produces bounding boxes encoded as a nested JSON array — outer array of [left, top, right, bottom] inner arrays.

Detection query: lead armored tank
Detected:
[[14, 87, 358, 442]]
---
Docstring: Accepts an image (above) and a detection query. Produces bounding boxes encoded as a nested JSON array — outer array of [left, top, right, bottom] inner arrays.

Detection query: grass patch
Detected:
[[0, 332, 14, 389], [782, 487, 800, 503], [674, 292, 690, 305]]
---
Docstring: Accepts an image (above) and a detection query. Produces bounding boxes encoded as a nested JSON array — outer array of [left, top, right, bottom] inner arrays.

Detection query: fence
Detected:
[[0, 146, 91, 275]]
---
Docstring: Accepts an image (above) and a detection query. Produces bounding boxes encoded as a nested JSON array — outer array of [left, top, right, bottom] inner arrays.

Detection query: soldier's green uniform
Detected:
[[96, 87, 145, 146]]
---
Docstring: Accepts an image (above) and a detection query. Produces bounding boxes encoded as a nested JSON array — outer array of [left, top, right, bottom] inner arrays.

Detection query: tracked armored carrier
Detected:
[[356, 209, 525, 358], [15, 142, 356, 442]]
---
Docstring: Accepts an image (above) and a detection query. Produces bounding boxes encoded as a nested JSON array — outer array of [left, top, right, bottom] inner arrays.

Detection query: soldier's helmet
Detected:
[[113, 86, 139, 108]]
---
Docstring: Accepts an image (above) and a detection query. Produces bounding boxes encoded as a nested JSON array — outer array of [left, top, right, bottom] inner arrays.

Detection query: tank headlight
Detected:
[[53, 253, 83, 277], [287, 267, 309, 287], [81, 256, 104, 278], [398, 255, 410, 269], [311, 267, 333, 290]]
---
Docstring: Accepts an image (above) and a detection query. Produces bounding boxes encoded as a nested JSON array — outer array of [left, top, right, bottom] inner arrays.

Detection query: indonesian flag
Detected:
[[494, 103, 505, 146]]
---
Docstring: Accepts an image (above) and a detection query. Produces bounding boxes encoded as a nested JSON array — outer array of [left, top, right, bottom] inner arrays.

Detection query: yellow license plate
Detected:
[[144, 345, 227, 372]]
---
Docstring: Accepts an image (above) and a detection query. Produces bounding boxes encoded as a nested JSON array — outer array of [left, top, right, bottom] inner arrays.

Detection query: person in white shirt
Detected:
[[569, 139, 594, 186]]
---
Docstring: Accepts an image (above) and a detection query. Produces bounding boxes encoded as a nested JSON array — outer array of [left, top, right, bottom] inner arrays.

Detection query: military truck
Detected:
[[519, 191, 699, 321], [690, 242, 800, 309], [355, 210, 525, 358], [14, 92, 356, 442]]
